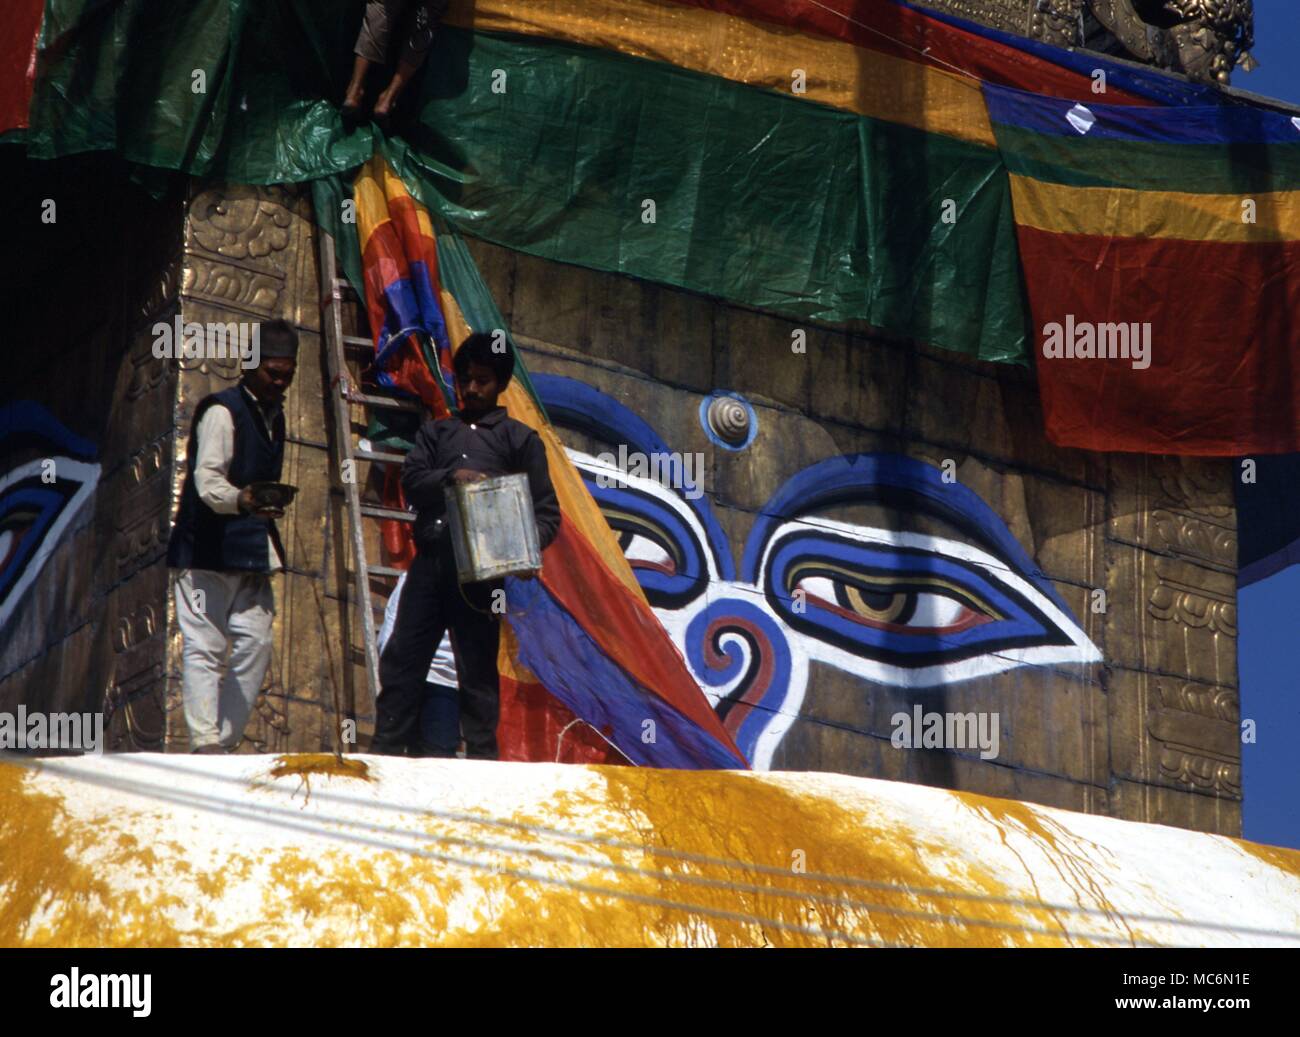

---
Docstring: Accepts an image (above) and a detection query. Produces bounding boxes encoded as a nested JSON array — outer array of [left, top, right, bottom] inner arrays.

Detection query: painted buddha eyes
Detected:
[[791, 567, 996, 633], [0, 507, 39, 574], [614, 526, 678, 577], [533, 373, 1100, 713], [0, 465, 99, 629], [0, 404, 101, 633], [759, 522, 1088, 676], [570, 465, 714, 609]]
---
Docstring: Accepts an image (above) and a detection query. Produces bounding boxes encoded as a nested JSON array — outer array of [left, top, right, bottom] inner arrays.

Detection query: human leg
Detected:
[[373, 551, 447, 754], [354, 0, 402, 63], [346, 0, 405, 124], [218, 572, 275, 749], [448, 580, 501, 760], [343, 55, 374, 113], [411, 681, 460, 757], [373, 1, 447, 124], [175, 569, 236, 752]]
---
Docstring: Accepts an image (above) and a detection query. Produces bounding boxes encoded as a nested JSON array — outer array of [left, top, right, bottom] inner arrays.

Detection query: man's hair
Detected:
[[453, 331, 515, 387], [260, 318, 299, 360]]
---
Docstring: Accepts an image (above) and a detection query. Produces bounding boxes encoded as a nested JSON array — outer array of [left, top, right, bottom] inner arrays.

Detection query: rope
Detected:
[[802, 0, 988, 85], [555, 717, 637, 765]]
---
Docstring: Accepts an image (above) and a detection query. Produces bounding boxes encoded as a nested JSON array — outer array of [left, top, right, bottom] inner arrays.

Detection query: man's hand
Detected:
[[450, 469, 488, 485], [237, 486, 284, 518]]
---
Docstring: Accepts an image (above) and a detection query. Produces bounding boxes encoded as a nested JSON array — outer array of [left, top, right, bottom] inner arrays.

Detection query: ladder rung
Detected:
[[334, 278, 360, 296], [345, 391, 423, 412], [367, 565, 405, 578], [360, 504, 415, 523], [342, 335, 373, 351], [356, 447, 407, 465]]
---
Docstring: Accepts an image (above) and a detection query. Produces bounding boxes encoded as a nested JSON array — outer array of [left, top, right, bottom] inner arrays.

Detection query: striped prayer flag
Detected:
[[987, 84, 1300, 454], [354, 155, 458, 414]]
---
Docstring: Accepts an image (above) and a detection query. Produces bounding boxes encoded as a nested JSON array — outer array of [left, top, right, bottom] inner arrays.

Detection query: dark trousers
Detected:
[[373, 542, 501, 758], [409, 681, 459, 757]]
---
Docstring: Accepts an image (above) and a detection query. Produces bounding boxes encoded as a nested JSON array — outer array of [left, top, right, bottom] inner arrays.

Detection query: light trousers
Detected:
[[174, 568, 275, 751], [355, 0, 448, 67]]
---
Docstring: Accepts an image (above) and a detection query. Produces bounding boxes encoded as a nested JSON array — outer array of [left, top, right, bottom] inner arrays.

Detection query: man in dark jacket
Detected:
[[371, 333, 560, 758], [166, 320, 298, 753]]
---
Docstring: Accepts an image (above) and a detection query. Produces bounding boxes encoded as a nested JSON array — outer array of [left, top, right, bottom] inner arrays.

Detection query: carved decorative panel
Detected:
[[917, 0, 1255, 84], [182, 185, 298, 317]]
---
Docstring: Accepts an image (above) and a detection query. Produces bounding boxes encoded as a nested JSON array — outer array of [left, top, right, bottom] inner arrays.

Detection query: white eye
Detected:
[[0, 455, 102, 631], [624, 533, 674, 571], [762, 515, 1101, 689], [910, 592, 966, 627], [796, 576, 835, 602], [795, 576, 969, 628]]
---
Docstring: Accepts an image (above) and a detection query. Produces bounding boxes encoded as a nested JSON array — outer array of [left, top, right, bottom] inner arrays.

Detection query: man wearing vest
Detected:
[[165, 320, 299, 754]]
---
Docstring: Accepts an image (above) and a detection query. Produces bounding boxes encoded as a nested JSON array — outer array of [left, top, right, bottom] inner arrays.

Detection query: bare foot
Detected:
[[343, 55, 373, 111], [373, 87, 398, 119]]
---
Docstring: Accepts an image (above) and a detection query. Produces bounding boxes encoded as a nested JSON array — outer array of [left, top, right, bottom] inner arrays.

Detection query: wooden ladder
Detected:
[[317, 230, 421, 716]]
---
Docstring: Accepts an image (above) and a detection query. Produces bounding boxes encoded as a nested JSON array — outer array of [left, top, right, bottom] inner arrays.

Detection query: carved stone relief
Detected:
[[917, 0, 1256, 84], [182, 185, 297, 317], [1147, 677, 1241, 795]]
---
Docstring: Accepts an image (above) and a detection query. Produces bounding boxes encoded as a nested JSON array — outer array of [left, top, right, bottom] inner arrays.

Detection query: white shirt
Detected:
[[192, 387, 284, 572], [377, 571, 458, 689]]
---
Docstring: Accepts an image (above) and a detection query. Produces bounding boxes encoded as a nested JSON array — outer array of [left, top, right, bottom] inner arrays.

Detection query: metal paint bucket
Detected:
[[445, 473, 542, 583]]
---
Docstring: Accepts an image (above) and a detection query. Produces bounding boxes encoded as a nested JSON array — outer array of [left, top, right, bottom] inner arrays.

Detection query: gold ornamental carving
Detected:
[[189, 185, 294, 261], [1148, 568, 1237, 637], [1157, 749, 1241, 794], [1150, 509, 1236, 568], [919, 0, 1255, 84], [183, 184, 296, 315], [1155, 678, 1238, 721], [1147, 678, 1241, 796]]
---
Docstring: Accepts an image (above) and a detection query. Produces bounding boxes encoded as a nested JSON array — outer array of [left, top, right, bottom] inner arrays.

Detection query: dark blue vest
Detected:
[[166, 386, 284, 572]]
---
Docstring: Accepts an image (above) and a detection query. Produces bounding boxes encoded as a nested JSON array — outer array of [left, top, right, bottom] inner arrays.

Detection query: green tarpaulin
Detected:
[[27, 0, 1032, 364]]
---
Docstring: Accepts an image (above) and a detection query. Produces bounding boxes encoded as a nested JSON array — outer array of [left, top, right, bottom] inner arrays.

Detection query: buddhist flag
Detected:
[[987, 84, 1300, 455]]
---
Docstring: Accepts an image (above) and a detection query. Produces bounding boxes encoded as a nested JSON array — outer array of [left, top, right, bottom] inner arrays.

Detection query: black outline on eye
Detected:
[[766, 531, 1075, 668]]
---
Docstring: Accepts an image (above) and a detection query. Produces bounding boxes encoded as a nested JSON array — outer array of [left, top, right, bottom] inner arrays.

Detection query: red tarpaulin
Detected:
[[1, 0, 43, 134]]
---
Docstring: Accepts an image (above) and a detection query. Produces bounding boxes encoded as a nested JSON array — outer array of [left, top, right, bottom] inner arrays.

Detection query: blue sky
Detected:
[[1227, 0, 1300, 850]]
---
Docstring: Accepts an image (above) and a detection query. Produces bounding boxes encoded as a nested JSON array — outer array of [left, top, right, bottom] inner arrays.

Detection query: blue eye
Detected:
[[534, 371, 735, 604], [0, 403, 100, 633], [574, 464, 710, 609], [744, 455, 1099, 688], [0, 501, 42, 584], [766, 529, 1073, 667]]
